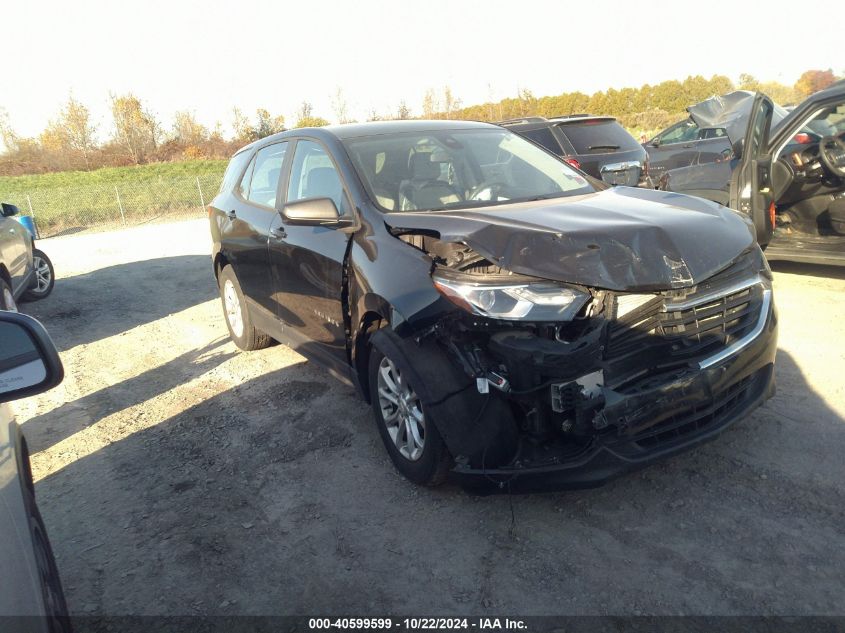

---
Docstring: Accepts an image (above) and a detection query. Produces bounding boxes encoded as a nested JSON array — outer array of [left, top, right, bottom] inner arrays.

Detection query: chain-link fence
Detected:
[[0, 172, 224, 238]]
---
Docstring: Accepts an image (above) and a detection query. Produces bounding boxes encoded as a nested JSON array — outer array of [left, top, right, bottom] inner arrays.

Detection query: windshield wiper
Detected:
[[587, 144, 620, 151]]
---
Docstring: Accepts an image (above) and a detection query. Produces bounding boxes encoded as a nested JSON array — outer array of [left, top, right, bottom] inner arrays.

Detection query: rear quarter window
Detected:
[[557, 120, 640, 154], [219, 150, 254, 195], [518, 127, 563, 155]]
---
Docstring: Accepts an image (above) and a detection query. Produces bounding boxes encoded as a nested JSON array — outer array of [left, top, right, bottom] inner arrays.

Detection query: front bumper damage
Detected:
[[403, 249, 779, 494], [453, 315, 776, 493]]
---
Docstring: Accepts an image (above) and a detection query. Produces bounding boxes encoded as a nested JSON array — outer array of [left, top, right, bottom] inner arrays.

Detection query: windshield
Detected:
[[341, 128, 594, 212]]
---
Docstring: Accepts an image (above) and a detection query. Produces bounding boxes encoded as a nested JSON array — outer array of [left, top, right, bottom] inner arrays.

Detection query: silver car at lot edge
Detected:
[[0, 310, 70, 632]]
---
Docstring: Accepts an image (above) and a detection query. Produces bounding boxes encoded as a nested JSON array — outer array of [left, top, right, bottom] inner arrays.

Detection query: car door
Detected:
[[223, 141, 289, 320], [767, 82, 845, 162], [729, 94, 775, 246], [268, 138, 354, 371], [0, 211, 30, 294], [695, 128, 732, 164], [645, 119, 702, 180]]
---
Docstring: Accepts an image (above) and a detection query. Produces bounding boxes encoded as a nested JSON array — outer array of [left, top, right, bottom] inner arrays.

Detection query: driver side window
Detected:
[[659, 120, 699, 145], [286, 140, 350, 215]]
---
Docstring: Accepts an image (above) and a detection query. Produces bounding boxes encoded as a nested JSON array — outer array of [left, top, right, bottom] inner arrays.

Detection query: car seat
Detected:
[[829, 196, 845, 234], [399, 152, 462, 210], [303, 167, 343, 211]]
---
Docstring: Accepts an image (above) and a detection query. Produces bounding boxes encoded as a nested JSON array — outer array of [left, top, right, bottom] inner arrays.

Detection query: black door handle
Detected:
[[269, 227, 287, 239], [227, 209, 237, 220]]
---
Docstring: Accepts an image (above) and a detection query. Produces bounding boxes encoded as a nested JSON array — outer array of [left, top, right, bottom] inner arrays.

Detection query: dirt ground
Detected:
[[11, 218, 845, 616]]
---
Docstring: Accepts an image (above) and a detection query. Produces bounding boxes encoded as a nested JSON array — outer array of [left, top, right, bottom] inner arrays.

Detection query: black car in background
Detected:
[[643, 117, 732, 182], [209, 120, 776, 493], [644, 92, 826, 184], [500, 115, 651, 187]]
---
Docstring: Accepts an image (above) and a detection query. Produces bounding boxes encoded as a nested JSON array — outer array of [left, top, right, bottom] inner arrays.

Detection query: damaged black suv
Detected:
[[209, 120, 777, 492]]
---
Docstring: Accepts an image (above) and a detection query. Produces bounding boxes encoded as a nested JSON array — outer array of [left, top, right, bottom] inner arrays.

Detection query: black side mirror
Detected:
[[650, 138, 660, 148], [731, 138, 744, 160], [282, 197, 341, 226], [0, 312, 64, 403], [1, 202, 20, 217]]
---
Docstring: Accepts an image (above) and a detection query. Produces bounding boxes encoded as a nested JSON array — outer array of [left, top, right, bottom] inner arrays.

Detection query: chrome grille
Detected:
[[605, 270, 766, 392]]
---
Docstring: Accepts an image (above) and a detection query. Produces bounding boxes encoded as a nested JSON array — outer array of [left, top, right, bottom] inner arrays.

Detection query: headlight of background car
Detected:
[[432, 274, 589, 321]]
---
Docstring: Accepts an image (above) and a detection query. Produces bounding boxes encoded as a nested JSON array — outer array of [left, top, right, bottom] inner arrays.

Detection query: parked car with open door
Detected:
[[659, 82, 845, 265]]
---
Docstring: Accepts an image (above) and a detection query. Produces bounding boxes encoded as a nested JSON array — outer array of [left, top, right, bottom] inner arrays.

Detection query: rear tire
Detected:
[[22, 249, 55, 301], [0, 278, 18, 311], [368, 345, 451, 486], [218, 265, 272, 351]]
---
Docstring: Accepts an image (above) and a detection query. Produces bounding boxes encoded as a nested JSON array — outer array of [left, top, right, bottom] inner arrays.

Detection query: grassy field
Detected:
[[0, 160, 228, 236]]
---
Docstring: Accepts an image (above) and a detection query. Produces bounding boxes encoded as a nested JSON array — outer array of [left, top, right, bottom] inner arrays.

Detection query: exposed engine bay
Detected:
[[390, 231, 776, 486]]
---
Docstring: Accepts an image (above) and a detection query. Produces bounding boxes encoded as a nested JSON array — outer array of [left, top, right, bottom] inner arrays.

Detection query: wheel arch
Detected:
[[352, 309, 388, 403], [213, 252, 230, 279]]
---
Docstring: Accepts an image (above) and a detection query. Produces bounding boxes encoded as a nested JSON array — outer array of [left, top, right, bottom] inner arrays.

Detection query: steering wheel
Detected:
[[468, 180, 509, 202], [818, 136, 845, 178]]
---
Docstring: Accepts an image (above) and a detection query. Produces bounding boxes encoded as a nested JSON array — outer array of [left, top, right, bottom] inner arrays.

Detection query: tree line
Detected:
[[0, 69, 838, 177], [0, 98, 336, 177], [427, 70, 839, 135]]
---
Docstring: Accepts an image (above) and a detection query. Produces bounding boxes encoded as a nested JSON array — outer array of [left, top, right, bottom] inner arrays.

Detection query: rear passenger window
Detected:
[[520, 127, 563, 155], [246, 142, 288, 207], [700, 128, 727, 140], [286, 140, 349, 215]]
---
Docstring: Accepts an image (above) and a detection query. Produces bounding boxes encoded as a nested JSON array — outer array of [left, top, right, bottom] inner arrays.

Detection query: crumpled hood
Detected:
[[687, 90, 788, 145], [386, 186, 757, 292]]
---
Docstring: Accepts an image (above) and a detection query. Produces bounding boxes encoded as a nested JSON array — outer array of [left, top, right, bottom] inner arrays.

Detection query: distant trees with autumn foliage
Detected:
[[0, 68, 840, 176]]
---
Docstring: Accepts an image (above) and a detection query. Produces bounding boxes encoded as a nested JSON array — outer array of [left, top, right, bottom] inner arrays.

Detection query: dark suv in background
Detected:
[[500, 115, 651, 187]]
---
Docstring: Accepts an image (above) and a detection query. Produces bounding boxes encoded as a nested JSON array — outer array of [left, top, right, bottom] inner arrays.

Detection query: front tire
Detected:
[[368, 345, 451, 486], [27, 491, 72, 632], [23, 249, 55, 301], [217, 265, 271, 351]]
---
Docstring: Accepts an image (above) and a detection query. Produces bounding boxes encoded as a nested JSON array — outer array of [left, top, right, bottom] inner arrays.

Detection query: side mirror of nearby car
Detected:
[[0, 312, 64, 403], [731, 138, 744, 160], [1, 202, 20, 217], [282, 197, 342, 226]]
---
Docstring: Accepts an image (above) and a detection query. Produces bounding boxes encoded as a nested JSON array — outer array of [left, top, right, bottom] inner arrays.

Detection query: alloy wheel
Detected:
[[33, 256, 52, 293], [376, 356, 425, 461], [223, 279, 244, 338]]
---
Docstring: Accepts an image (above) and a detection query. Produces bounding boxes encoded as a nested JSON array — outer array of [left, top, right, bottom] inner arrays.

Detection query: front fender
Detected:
[[348, 225, 458, 338]]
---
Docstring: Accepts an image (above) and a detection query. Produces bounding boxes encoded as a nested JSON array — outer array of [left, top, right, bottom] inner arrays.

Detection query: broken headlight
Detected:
[[432, 273, 589, 321]]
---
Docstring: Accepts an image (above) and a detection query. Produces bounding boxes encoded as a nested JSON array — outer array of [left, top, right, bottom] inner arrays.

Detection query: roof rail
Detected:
[[548, 113, 615, 121], [498, 116, 547, 125]]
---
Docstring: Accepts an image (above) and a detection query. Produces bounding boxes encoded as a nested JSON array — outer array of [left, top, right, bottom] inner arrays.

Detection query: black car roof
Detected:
[[234, 119, 500, 154]]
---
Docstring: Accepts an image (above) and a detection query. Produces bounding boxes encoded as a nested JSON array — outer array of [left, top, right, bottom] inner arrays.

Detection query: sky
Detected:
[[1, 0, 841, 144]]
